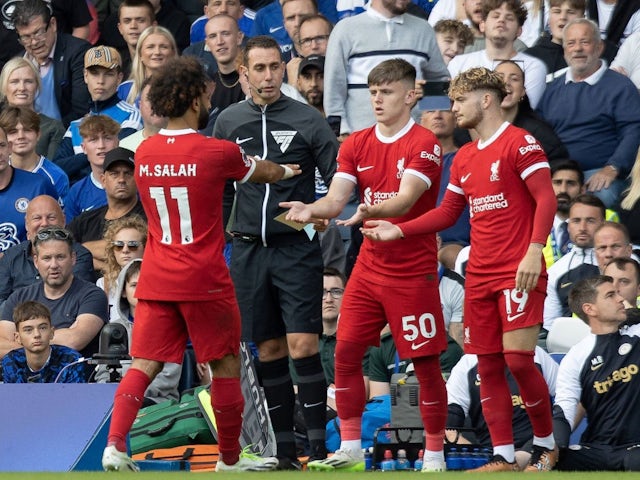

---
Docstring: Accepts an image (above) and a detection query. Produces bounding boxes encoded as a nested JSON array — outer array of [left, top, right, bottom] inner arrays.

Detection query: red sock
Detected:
[[334, 340, 368, 439], [107, 368, 151, 452], [504, 350, 553, 437], [477, 353, 513, 447], [211, 377, 244, 465], [413, 355, 446, 449]]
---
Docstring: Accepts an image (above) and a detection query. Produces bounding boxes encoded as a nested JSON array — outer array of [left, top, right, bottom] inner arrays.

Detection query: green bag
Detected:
[[129, 386, 215, 454]]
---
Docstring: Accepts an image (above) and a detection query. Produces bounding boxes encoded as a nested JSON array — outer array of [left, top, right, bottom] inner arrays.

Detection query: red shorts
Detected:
[[463, 274, 546, 354], [337, 267, 447, 359], [131, 296, 241, 364]]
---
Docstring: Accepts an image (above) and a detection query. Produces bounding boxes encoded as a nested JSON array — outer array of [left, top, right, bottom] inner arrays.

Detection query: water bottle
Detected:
[[364, 447, 373, 471], [481, 448, 492, 466], [461, 447, 474, 470], [395, 449, 411, 470], [471, 448, 484, 468], [446, 447, 462, 471], [413, 449, 424, 471], [380, 449, 396, 471]]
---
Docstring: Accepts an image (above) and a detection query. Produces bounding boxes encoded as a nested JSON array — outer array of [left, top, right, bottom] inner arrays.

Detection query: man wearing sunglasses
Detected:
[[11, 0, 91, 126], [0, 226, 108, 363], [0, 194, 95, 307], [67, 147, 146, 272]]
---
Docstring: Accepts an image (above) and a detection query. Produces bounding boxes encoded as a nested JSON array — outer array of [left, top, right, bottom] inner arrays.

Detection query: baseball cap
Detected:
[[85, 46, 122, 70], [418, 96, 452, 111], [103, 147, 135, 171], [299, 55, 325, 76]]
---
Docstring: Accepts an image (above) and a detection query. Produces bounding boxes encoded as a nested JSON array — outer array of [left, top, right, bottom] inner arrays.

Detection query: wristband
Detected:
[[281, 165, 294, 180]]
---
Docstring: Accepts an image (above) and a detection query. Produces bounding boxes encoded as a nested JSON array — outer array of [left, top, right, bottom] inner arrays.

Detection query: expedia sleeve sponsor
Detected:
[[518, 143, 543, 155]]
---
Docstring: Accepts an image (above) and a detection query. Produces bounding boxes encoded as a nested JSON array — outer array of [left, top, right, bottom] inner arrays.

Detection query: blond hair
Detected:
[[621, 149, 640, 210], [127, 26, 177, 104], [449, 67, 507, 102], [102, 215, 148, 293]]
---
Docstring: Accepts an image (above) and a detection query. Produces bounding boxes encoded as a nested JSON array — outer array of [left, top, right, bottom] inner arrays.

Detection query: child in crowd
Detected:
[[1, 301, 85, 383]]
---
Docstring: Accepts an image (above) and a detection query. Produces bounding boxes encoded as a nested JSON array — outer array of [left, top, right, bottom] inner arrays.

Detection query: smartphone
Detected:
[[422, 81, 450, 97]]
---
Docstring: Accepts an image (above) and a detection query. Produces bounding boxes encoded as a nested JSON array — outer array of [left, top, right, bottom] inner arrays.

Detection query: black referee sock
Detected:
[[260, 356, 297, 460], [292, 353, 327, 459]]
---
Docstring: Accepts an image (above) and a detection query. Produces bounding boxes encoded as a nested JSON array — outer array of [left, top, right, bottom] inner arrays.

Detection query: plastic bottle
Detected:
[[471, 448, 484, 468], [461, 447, 474, 470], [395, 449, 410, 470], [380, 449, 396, 471], [446, 447, 462, 471], [364, 447, 373, 471], [413, 449, 424, 471]]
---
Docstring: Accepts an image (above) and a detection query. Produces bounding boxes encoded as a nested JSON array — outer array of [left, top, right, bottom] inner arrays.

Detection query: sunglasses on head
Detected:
[[111, 240, 142, 251], [35, 227, 70, 241]]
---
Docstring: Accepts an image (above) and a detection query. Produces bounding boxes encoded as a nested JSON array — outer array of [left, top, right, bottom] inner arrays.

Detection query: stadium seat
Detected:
[[546, 317, 591, 354]]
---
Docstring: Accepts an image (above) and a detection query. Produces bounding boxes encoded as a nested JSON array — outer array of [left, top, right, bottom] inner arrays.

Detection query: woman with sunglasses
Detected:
[[97, 215, 147, 321]]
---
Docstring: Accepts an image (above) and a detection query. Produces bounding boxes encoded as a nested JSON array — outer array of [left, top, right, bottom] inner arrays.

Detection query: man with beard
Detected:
[[544, 160, 620, 268], [297, 55, 324, 115], [101, 55, 300, 472], [543, 193, 604, 332], [323, 0, 448, 136], [543, 159, 585, 267], [361, 67, 559, 472]]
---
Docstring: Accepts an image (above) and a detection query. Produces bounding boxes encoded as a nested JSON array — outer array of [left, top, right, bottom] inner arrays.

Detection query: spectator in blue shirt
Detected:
[[1, 300, 86, 383]]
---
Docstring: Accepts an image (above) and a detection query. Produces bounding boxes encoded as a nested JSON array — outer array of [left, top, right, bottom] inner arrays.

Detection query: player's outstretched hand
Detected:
[[279, 201, 312, 223], [515, 245, 543, 292], [360, 220, 403, 242], [336, 203, 369, 227]]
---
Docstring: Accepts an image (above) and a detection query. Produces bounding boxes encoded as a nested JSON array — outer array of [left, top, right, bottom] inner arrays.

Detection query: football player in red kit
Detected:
[[362, 67, 559, 472], [101, 56, 300, 472], [281, 58, 449, 472]]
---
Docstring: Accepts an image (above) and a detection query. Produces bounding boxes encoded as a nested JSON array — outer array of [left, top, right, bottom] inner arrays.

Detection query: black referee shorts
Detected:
[[230, 238, 323, 343]]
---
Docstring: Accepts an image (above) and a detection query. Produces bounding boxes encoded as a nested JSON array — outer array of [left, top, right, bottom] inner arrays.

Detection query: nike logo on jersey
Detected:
[[460, 173, 471, 183], [421, 400, 440, 406], [507, 312, 526, 322], [235, 136, 253, 144], [356, 165, 374, 172], [411, 340, 431, 350], [303, 401, 324, 408], [590, 363, 603, 371], [524, 399, 542, 408], [269, 26, 283, 33], [561, 282, 573, 289]]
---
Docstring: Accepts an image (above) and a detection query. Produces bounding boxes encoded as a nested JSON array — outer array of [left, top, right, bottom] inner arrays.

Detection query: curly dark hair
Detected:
[[147, 56, 207, 118]]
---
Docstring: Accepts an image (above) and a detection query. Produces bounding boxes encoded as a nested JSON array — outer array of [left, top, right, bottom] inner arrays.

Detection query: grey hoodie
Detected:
[[94, 259, 181, 403]]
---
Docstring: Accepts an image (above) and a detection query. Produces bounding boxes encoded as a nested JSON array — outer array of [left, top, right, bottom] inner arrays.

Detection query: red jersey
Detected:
[[134, 128, 255, 301], [448, 123, 550, 277], [336, 119, 441, 277]]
